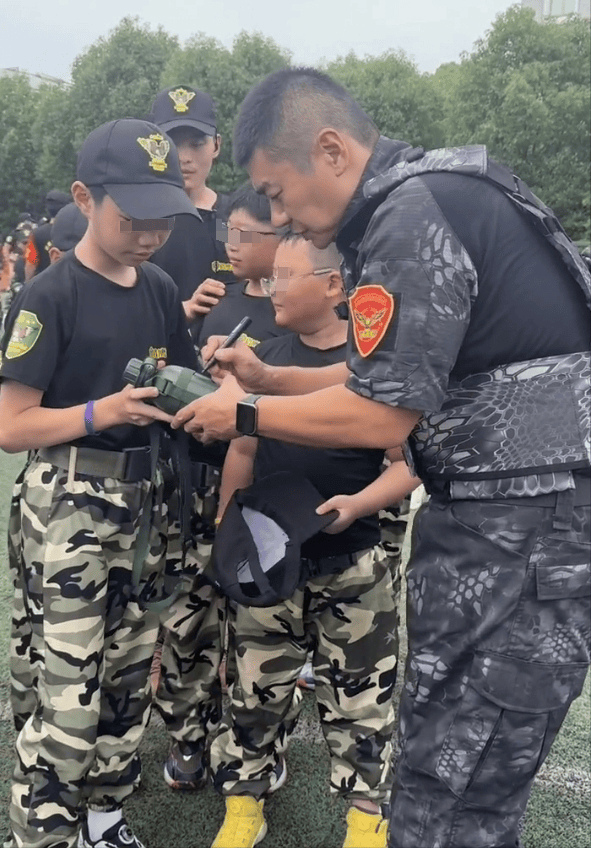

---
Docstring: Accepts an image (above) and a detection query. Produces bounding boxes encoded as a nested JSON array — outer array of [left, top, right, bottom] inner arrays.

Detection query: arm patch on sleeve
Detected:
[[350, 284, 397, 357], [5, 310, 43, 359]]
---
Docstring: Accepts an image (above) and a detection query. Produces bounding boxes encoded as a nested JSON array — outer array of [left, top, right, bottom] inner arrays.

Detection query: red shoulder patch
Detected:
[[350, 284, 396, 357]]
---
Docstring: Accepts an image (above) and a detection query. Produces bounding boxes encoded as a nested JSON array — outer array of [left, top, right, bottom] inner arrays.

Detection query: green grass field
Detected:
[[0, 451, 588, 848]]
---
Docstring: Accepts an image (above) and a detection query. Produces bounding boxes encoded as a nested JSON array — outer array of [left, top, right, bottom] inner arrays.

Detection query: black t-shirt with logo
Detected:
[[0, 250, 196, 451], [194, 282, 291, 352], [189, 283, 291, 467], [254, 333, 384, 559]]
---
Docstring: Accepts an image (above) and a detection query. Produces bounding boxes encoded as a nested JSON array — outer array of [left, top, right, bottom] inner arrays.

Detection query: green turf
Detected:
[[0, 449, 589, 847]]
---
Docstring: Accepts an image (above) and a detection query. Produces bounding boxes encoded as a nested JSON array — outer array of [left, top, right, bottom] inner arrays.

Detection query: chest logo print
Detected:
[[137, 134, 170, 172], [350, 285, 395, 357], [211, 260, 233, 274], [5, 310, 43, 360], [149, 347, 167, 360], [168, 88, 196, 113]]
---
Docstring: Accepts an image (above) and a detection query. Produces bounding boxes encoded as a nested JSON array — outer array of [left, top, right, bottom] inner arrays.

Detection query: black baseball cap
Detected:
[[210, 471, 338, 607], [76, 118, 200, 219], [45, 190, 72, 217], [51, 203, 87, 251], [149, 85, 217, 136]]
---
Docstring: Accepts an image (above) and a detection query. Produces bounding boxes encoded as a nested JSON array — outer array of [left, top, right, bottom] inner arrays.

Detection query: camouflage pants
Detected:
[[389, 487, 591, 848], [7, 456, 166, 848], [210, 545, 399, 803], [379, 495, 411, 569], [154, 494, 224, 746]]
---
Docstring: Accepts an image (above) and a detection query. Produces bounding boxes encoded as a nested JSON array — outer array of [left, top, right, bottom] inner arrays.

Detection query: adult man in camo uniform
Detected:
[[173, 67, 591, 848]]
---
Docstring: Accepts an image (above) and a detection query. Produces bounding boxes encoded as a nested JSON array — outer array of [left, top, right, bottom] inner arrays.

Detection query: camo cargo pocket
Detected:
[[436, 651, 588, 805], [508, 535, 591, 664]]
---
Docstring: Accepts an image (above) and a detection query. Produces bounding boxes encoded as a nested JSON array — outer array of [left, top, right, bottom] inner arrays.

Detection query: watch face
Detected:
[[236, 400, 257, 435]]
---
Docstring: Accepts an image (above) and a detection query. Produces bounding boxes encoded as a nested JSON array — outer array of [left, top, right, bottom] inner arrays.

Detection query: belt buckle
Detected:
[[123, 445, 151, 478]]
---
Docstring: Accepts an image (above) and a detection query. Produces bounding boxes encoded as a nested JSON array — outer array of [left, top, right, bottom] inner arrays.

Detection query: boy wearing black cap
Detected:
[[48, 201, 88, 262], [148, 85, 235, 333], [0, 118, 199, 848], [24, 189, 72, 280], [209, 234, 419, 848]]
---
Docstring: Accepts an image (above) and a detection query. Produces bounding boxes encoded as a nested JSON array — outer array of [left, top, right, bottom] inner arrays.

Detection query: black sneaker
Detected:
[[163, 739, 208, 790], [77, 817, 146, 848]]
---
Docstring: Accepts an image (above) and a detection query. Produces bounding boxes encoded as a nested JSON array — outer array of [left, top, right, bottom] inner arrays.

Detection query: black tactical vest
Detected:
[[364, 146, 591, 483]]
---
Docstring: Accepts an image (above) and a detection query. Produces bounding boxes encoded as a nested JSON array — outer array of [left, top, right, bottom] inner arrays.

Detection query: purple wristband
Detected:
[[84, 400, 98, 436]]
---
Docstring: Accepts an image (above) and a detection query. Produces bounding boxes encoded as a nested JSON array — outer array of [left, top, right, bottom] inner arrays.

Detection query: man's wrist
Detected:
[[258, 361, 280, 395], [236, 393, 262, 436]]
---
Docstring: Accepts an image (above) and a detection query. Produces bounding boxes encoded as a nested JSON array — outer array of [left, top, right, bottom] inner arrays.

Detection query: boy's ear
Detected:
[[326, 270, 345, 299], [48, 246, 63, 264], [212, 134, 222, 160], [71, 181, 93, 219]]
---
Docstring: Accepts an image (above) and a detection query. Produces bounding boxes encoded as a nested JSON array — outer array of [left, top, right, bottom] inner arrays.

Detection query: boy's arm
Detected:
[[0, 380, 174, 454], [316, 453, 421, 535], [217, 435, 258, 521]]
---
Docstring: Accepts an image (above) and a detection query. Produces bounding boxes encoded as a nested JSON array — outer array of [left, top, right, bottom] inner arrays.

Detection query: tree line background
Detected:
[[0, 6, 589, 242]]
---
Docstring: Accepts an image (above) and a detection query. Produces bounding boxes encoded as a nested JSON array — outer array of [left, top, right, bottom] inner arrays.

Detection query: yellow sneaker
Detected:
[[342, 806, 388, 848], [211, 796, 267, 848]]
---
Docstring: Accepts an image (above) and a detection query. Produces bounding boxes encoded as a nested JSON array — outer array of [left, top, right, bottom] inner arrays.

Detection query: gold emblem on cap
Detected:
[[168, 88, 196, 113], [137, 134, 170, 172]]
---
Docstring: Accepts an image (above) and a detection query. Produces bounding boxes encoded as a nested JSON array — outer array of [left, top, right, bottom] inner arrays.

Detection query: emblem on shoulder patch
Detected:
[[137, 134, 170, 172], [6, 310, 43, 360], [350, 285, 395, 357], [169, 88, 196, 113]]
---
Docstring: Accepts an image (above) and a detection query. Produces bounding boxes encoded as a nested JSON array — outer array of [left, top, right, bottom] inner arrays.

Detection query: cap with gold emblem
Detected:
[[149, 85, 217, 135], [76, 118, 200, 219]]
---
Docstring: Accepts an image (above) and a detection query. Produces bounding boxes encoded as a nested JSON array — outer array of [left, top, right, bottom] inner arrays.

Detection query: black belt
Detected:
[[428, 473, 591, 507], [302, 549, 366, 579], [37, 444, 153, 482], [191, 461, 221, 491]]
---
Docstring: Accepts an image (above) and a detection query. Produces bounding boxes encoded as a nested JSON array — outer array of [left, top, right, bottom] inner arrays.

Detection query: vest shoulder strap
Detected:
[[364, 145, 591, 309]]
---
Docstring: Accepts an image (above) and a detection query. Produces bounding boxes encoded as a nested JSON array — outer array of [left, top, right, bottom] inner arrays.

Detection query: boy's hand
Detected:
[[97, 384, 174, 429], [183, 279, 226, 320], [316, 494, 360, 534]]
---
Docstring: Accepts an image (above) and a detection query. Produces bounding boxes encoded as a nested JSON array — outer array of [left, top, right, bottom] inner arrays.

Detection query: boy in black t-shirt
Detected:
[[194, 183, 290, 351], [154, 183, 290, 793], [209, 234, 419, 848], [148, 85, 236, 335], [0, 118, 199, 848]]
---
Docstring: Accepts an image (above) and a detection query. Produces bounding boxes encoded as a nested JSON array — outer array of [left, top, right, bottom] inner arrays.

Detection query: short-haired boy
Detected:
[[155, 183, 289, 791], [209, 234, 419, 848], [0, 118, 199, 848]]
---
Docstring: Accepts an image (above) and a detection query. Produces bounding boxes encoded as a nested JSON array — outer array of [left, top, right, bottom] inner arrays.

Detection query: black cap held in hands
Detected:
[[76, 118, 200, 220], [210, 471, 338, 607], [149, 85, 217, 135]]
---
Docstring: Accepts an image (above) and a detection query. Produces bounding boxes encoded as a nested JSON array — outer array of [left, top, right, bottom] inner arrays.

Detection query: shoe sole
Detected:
[[265, 757, 288, 796], [163, 762, 207, 791], [255, 821, 268, 845]]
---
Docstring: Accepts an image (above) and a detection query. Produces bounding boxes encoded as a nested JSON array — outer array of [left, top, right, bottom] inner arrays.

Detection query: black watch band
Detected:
[[236, 394, 262, 436]]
